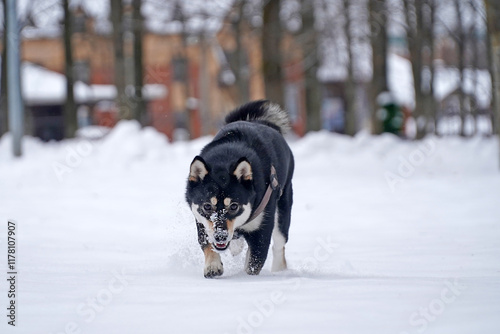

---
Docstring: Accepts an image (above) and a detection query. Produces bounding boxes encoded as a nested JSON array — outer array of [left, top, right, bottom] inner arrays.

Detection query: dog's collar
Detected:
[[246, 165, 279, 223]]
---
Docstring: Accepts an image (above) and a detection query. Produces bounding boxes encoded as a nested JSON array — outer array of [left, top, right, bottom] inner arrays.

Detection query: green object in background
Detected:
[[376, 92, 404, 135]]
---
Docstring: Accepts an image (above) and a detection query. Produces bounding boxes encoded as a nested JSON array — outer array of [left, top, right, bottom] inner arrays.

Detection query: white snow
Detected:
[[22, 63, 91, 106], [388, 53, 416, 108], [0, 123, 499, 333], [21, 63, 167, 106]]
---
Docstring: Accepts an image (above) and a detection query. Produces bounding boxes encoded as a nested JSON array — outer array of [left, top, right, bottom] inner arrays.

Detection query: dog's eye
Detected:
[[229, 203, 240, 212], [202, 203, 213, 213]]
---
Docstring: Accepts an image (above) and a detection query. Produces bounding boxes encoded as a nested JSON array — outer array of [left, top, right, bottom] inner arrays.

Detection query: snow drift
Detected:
[[0, 122, 499, 334]]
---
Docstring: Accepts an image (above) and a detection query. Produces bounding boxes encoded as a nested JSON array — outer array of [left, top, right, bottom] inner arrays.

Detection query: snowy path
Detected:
[[1, 123, 499, 334]]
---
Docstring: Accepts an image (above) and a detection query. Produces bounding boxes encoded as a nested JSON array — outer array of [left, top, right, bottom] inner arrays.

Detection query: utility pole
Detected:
[[0, 0, 8, 137], [6, 0, 24, 157]]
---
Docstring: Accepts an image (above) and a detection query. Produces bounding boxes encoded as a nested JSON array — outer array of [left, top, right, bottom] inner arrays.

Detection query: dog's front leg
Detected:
[[203, 246, 223, 278], [197, 222, 223, 278], [244, 229, 273, 275]]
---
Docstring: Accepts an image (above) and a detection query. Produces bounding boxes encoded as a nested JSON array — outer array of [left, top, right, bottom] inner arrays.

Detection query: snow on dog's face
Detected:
[[186, 156, 255, 251]]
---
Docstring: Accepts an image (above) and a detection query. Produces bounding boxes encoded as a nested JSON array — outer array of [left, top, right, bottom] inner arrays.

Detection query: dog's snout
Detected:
[[211, 210, 230, 246], [214, 229, 229, 242]]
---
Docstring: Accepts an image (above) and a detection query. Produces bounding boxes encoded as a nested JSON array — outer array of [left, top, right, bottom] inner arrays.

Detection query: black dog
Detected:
[[185, 100, 294, 278]]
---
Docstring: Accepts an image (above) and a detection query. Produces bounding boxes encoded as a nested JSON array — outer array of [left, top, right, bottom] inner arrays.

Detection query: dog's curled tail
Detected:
[[225, 100, 290, 134]]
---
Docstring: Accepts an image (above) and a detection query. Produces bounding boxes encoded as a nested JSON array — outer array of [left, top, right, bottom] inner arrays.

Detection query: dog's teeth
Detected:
[[215, 242, 227, 249]]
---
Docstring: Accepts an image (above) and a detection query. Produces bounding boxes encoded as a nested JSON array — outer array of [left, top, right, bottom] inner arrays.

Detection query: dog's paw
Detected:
[[204, 261, 223, 278], [245, 264, 262, 276]]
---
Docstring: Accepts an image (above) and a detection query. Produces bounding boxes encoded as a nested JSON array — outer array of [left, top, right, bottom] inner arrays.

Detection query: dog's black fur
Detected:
[[185, 100, 294, 278]]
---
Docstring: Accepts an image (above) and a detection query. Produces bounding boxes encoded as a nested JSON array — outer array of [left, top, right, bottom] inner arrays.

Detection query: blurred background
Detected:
[[0, 0, 499, 143]]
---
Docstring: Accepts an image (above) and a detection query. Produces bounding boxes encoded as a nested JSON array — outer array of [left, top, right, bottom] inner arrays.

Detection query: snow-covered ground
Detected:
[[1, 121, 499, 334]]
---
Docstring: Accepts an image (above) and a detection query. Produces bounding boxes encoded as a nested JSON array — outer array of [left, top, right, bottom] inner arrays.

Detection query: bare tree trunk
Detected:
[[469, 1, 480, 136], [111, 0, 130, 120], [262, 0, 284, 106], [174, 0, 196, 137], [454, 0, 467, 136], [132, 0, 145, 125], [234, 0, 250, 104], [300, 0, 322, 132], [369, 0, 388, 135], [429, 27, 438, 137], [430, 67, 438, 136], [181, 24, 193, 138], [485, 0, 500, 168], [485, 0, 498, 137], [343, 0, 357, 136], [404, 0, 426, 139], [430, 2, 439, 137], [199, 33, 211, 135], [63, 0, 77, 138], [423, 0, 437, 136]]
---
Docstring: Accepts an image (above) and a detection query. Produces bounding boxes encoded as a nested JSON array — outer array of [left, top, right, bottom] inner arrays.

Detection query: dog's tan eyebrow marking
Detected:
[[224, 198, 231, 206], [211, 197, 217, 205]]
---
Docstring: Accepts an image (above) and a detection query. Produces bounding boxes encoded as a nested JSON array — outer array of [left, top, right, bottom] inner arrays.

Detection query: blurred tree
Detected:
[[454, 0, 467, 137], [233, 0, 250, 105], [199, 31, 211, 135], [422, 0, 437, 136], [485, 0, 500, 163], [63, 0, 77, 138], [485, 0, 500, 139], [343, 0, 357, 136], [404, 0, 426, 139], [111, 0, 131, 120], [369, 0, 388, 135], [468, 0, 480, 136], [404, 0, 439, 139], [132, 0, 145, 125], [262, 0, 284, 107], [173, 0, 195, 137], [299, 0, 322, 132]]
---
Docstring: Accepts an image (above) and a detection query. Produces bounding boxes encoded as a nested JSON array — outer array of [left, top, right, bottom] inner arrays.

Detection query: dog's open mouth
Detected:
[[213, 241, 230, 251]]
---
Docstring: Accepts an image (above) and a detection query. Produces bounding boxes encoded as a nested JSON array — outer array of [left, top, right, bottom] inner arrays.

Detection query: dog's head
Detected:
[[186, 156, 255, 251]]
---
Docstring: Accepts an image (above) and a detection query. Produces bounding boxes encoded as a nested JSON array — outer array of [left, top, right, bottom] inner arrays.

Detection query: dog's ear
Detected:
[[233, 158, 253, 181], [189, 156, 209, 182]]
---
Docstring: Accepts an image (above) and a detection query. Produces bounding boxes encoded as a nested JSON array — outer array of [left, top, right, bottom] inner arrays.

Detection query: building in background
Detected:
[[10, 2, 308, 141]]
